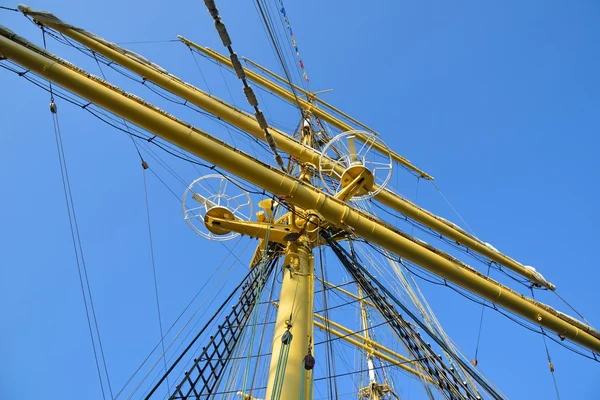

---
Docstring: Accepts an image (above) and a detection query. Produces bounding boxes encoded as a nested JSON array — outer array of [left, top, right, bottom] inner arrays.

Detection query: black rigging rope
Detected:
[[317, 244, 339, 399], [249, 266, 279, 395], [410, 177, 421, 235], [253, 0, 304, 112], [201, 0, 288, 171], [553, 290, 592, 325], [145, 255, 279, 400], [272, 0, 310, 92], [141, 263, 262, 399], [169, 351, 428, 400], [91, 41, 174, 392], [90, 55, 182, 386], [472, 263, 491, 366], [3, 56, 284, 208], [531, 289, 562, 400], [368, 199, 537, 289], [25, 21, 298, 178], [0, 53, 271, 400], [141, 165, 171, 394], [50, 102, 111, 400], [313, 357, 431, 382], [37, 24, 276, 159], [114, 238, 247, 399], [187, 47, 212, 94], [42, 28, 114, 400], [386, 249, 600, 362], [323, 231, 505, 400]]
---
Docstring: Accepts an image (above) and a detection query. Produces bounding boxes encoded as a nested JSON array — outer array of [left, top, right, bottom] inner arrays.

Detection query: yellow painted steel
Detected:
[[374, 190, 557, 290], [313, 320, 434, 384], [314, 314, 413, 365], [1, 30, 598, 354], [357, 285, 372, 345], [203, 216, 297, 244], [20, 11, 556, 290], [317, 279, 377, 309], [25, 16, 324, 167], [179, 36, 554, 290], [266, 240, 315, 400], [179, 36, 434, 181]]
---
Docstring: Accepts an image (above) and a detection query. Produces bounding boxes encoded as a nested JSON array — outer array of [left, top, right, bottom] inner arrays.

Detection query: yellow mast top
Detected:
[[179, 36, 435, 181], [15, 5, 557, 292]]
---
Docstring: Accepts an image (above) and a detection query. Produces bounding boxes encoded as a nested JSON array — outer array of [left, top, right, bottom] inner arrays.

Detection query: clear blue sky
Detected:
[[1, 1, 599, 399]]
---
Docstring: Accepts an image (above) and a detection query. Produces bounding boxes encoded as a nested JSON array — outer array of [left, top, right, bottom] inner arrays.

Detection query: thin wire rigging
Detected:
[[42, 28, 113, 400], [253, 0, 304, 114], [141, 164, 171, 393]]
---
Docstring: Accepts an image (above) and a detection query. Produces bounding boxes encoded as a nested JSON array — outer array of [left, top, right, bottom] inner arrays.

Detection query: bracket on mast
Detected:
[[194, 192, 304, 245], [203, 216, 300, 244], [320, 130, 393, 200], [182, 174, 252, 241]]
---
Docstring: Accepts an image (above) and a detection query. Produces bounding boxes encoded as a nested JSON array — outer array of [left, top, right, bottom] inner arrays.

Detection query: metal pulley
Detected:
[[303, 354, 315, 370], [281, 330, 293, 345]]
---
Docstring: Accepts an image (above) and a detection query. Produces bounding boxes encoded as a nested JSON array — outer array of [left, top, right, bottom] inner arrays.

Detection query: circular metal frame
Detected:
[[182, 174, 253, 241], [319, 130, 393, 200]]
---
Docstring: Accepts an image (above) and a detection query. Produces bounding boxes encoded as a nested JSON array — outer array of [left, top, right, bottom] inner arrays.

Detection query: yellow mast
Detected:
[[266, 239, 315, 400], [265, 117, 317, 399], [1, 27, 598, 355], [16, 7, 556, 291]]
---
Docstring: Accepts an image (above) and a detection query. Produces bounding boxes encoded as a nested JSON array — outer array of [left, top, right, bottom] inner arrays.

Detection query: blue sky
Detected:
[[1, 1, 599, 399]]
